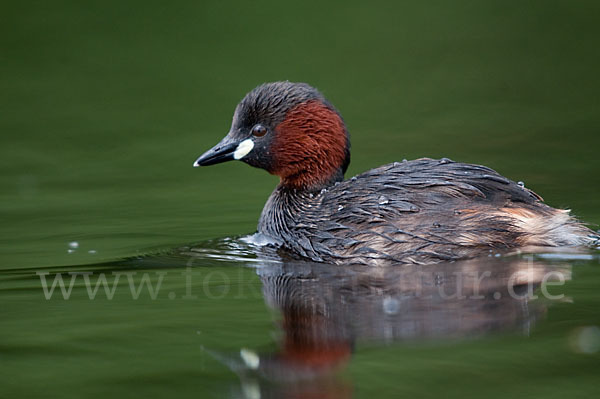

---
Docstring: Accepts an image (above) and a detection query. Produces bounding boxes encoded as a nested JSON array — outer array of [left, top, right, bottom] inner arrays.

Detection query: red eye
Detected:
[[251, 124, 267, 137]]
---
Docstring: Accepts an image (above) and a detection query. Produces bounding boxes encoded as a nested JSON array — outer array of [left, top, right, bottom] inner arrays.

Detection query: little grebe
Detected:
[[194, 82, 596, 265]]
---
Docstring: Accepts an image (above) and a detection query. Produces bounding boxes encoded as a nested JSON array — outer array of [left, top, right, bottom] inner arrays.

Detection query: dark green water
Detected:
[[1, 1, 599, 398]]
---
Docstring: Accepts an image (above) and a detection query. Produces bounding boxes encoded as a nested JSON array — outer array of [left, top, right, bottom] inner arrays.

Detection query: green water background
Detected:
[[1, 1, 599, 398]]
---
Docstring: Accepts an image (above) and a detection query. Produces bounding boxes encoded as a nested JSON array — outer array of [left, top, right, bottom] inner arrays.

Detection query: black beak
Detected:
[[193, 137, 239, 167]]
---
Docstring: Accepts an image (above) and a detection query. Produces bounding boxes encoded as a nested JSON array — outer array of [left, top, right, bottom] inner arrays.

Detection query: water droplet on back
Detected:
[[378, 195, 389, 205]]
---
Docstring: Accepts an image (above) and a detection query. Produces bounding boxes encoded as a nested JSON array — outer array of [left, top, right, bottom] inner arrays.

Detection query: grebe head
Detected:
[[194, 82, 350, 191]]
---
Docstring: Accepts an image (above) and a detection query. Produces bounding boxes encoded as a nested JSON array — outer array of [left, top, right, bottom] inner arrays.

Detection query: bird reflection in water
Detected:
[[205, 253, 571, 398]]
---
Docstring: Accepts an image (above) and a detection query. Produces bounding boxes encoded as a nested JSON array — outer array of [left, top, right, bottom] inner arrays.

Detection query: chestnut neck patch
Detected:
[[270, 100, 350, 191]]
